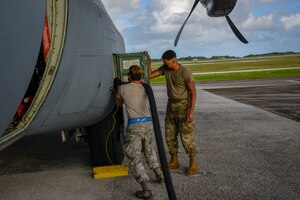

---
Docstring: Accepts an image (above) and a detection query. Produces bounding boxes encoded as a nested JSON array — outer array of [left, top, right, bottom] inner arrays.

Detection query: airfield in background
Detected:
[[151, 52, 300, 83]]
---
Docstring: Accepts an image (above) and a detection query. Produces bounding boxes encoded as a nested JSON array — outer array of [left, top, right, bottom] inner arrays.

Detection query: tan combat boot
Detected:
[[168, 154, 180, 169], [186, 155, 199, 175]]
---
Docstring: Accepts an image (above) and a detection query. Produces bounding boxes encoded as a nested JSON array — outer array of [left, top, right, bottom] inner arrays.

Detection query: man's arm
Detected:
[[187, 81, 196, 123], [145, 51, 162, 79]]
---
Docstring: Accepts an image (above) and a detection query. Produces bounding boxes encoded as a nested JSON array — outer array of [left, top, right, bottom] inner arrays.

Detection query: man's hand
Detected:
[[187, 111, 194, 124], [144, 51, 151, 62]]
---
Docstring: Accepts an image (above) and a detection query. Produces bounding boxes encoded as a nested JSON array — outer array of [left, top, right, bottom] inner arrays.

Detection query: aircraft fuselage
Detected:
[[0, 0, 125, 150]]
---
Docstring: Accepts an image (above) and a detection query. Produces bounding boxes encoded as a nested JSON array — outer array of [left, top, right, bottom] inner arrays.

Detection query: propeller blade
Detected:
[[174, 0, 200, 46], [225, 15, 248, 44]]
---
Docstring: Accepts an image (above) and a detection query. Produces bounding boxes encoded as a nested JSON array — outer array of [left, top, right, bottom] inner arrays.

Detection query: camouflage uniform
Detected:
[[118, 65, 163, 194], [125, 122, 160, 183], [157, 64, 197, 157], [165, 99, 196, 157]]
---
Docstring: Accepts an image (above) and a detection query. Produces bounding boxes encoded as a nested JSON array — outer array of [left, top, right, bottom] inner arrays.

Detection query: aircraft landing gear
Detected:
[[87, 106, 125, 166]]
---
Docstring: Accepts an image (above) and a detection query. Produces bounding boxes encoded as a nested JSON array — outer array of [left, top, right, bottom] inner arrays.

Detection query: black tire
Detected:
[[87, 106, 125, 166]]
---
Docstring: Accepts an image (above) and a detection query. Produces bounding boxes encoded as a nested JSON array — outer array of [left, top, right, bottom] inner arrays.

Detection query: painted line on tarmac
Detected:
[[193, 67, 300, 75]]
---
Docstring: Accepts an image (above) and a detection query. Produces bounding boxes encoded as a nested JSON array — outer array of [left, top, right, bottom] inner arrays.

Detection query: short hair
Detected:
[[162, 50, 176, 60], [128, 65, 143, 81]]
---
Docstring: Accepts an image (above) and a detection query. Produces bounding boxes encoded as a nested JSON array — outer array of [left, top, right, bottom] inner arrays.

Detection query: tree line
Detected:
[[152, 51, 299, 61]]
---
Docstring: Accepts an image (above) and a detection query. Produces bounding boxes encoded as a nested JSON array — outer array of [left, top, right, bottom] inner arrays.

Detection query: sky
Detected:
[[101, 0, 300, 59]]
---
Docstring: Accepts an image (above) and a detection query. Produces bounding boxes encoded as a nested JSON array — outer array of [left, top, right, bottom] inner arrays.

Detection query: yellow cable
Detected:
[[105, 101, 119, 165]]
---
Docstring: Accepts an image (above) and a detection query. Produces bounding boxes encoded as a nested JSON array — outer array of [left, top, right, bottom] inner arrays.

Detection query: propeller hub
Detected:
[[204, 0, 237, 17]]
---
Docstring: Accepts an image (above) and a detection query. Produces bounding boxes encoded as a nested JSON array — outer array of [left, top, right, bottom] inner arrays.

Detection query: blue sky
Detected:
[[101, 0, 300, 59]]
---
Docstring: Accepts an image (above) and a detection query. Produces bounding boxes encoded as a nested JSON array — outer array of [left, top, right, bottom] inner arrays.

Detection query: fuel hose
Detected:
[[142, 83, 177, 200]]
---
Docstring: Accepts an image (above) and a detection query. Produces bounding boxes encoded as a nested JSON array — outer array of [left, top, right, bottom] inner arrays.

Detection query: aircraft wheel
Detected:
[[87, 106, 125, 166]]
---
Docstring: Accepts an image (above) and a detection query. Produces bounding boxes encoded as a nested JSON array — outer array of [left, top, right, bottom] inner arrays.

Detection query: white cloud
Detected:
[[280, 14, 300, 31], [259, 0, 280, 4], [101, 0, 141, 17], [147, 0, 191, 33], [258, 0, 290, 4], [242, 14, 274, 30], [155, 0, 190, 13]]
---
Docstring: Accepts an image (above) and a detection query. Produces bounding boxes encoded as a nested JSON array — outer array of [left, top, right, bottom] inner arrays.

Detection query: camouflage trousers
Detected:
[[125, 122, 160, 183], [165, 99, 197, 157]]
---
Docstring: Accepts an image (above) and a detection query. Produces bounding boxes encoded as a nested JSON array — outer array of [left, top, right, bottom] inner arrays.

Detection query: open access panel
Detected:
[[113, 52, 149, 84]]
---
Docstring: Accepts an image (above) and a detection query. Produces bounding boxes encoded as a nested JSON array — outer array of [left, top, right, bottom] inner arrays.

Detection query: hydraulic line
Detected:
[[142, 83, 177, 200]]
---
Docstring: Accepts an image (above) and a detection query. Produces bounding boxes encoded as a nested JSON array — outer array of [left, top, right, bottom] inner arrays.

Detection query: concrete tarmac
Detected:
[[0, 78, 299, 200]]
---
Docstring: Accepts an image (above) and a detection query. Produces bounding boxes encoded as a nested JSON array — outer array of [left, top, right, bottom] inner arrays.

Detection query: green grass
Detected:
[[193, 68, 300, 82], [149, 54, 300, 83]]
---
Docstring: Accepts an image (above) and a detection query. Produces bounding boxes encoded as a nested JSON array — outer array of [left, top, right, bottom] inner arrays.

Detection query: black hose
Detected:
[[142, 83, 177, 200]]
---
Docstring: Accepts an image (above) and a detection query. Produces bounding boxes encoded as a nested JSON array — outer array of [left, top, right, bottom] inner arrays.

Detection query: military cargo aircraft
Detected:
[[1, 1, 246, 199], [0, 0, 246, 167], [0, 0, 134, 166]]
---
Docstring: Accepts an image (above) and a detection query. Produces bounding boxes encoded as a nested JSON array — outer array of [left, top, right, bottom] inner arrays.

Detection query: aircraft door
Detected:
[[0, 1, 46, 137], [113, 52, 149, 84]]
